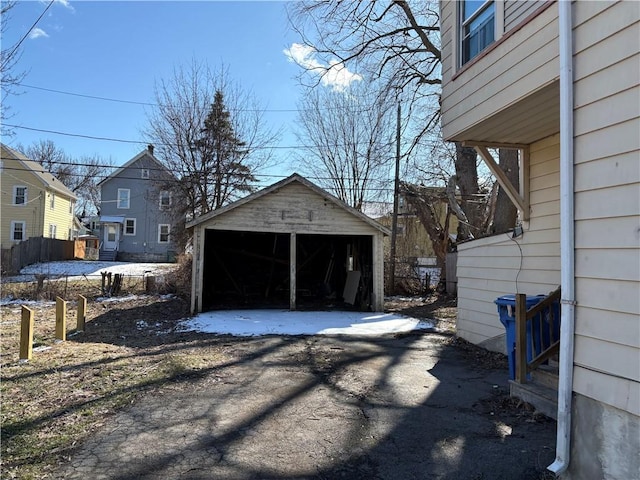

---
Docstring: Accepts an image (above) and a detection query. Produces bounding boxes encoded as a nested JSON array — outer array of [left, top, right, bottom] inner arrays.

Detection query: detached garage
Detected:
[[187, 174, 390, 313]]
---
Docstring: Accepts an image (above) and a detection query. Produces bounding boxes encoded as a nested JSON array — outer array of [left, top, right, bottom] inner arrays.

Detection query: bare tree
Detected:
[[144, 61, 278, 220], [491, 149, 519, 234], [21, 139, 108, 215], [289, 1, 519, 238], [1, 1, 26, 136], [294, 82, 395, 210]]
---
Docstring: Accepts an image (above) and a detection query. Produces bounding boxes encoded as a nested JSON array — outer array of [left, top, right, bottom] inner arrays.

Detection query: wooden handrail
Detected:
[[514, 287, 561, 384]]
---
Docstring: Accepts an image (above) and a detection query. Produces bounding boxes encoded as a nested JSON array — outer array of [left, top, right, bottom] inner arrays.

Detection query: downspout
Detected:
[[548, 0, 576, 475]]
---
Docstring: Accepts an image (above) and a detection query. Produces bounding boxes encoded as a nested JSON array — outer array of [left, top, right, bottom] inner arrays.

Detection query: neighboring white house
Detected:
[[439, 1, 638, 479]]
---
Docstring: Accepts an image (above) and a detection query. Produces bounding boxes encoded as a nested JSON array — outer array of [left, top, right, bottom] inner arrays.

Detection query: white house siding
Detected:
[[440, 1, 558, 142], [456, 134, 560, 352], [504, 0, 547, 32], [572, 0, 640, 416], [457, 135, 560, 352]]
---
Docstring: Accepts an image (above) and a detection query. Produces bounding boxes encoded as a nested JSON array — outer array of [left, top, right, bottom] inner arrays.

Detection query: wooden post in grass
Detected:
[[20, 306, 35, 361], [55, 296, 67, 342], [77, 295, 87, 332]]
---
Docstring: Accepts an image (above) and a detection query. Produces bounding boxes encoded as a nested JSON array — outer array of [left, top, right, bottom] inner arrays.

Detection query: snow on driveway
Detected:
[[181, 310, 434, 337], [2, 260, 177, 283]]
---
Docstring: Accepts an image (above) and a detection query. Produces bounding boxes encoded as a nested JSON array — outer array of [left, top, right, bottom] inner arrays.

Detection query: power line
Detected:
[[15, 82, 392, 114], [3, 1, 54, 65], [0, 164, 406, 194], [3, 123, 396, 151], [17, 83, 301, 112]]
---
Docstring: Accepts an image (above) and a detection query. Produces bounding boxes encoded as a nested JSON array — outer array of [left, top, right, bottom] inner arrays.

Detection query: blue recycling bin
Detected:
[[495, 294, 547, 380]]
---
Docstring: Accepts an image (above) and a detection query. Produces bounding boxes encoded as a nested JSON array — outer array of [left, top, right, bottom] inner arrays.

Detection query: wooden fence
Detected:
[[1, 237, 76, 275]]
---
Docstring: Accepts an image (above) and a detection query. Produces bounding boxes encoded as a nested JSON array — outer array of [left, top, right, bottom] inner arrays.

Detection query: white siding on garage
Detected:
[[572, 0, 640, 414], [456, 134, 561, 352], [203, 182, 380, 236]]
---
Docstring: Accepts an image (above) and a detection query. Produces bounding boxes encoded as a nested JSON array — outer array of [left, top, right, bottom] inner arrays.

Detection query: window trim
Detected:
[[159, 190, 171, 209], [158, 224, 170, 243], [49, 224, 57, 239], [49, 192, 55, 210], [124, 218, 137, 236], [117, 188, 131, 209], [11, 220, 26, 241], [13, 185, 27, 205], [459, 0, 496, 67], [141, 168, 150, 179]]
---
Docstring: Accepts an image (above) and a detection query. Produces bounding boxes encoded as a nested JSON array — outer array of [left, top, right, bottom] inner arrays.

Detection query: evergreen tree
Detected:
[[197, 90, 256, 210]]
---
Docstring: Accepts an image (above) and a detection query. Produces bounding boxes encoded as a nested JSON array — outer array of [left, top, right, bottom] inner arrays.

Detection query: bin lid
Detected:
[[494, 294, 547, 307]]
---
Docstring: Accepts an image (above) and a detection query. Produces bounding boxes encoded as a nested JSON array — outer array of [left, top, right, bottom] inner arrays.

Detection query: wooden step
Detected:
[[531, 364, 559, 390], [509, 380, 558, 420]]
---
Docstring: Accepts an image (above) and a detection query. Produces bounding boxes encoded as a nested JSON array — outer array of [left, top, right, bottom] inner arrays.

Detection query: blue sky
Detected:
[[2, 0, 363, 183]]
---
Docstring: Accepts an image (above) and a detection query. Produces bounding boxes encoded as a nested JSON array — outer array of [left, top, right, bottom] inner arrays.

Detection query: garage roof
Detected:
[[186, 173, 390, 235]]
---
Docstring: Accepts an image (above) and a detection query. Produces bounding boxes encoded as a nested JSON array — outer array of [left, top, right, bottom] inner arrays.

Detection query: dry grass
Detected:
[[1, 278, 459, 479], [0, 281, 226, 480]]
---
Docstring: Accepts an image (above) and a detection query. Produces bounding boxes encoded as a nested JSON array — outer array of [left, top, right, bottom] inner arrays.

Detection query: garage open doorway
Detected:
[[201, 230, 375, 312]]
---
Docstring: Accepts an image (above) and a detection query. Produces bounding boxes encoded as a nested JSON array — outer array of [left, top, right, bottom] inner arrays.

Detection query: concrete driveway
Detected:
[[55, 333, 556, 480]]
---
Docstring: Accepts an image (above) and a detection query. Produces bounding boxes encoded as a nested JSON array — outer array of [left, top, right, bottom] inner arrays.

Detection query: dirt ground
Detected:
[[1, 293, 556, 480]]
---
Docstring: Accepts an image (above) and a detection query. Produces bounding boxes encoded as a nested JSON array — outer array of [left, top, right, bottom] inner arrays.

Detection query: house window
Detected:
[[141, 168, 149, 179], [158, 224, 170, 243], [49, 224, 57, 238], [117, 189, 130, 209], [69, 201, 74, 214], [124, 218, 136, 236], [11, 221, 25, 241], [461, 0, 495, 65], [159, 191, 171, 209], [13, 186, 27, 205], [49, 193, 55, 209]]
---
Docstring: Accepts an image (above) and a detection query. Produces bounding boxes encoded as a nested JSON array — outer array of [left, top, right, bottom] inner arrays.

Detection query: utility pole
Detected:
[[389, 102, 401, 294]]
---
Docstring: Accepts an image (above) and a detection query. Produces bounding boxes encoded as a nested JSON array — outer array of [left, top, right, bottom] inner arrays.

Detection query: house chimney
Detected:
[[147, 144, 154, 155]]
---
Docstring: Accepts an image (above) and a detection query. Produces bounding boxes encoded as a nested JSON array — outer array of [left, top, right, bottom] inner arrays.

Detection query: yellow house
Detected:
[[440, 1, 638, 478], [1, 144, 77, 249]]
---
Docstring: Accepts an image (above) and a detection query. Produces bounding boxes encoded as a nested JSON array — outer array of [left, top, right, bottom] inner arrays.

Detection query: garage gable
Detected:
[[186, 173, 390, 236]]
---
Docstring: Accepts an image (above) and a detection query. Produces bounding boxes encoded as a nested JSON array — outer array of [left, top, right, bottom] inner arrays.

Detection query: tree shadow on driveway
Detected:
[[53, 326, 556, 479]]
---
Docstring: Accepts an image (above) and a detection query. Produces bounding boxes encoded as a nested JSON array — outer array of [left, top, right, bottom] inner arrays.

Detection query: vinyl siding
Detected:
[[456, 134, 561, 351], [571, 0, 640, 414], [440, 1, 558, 142], [42, 191, 75, 240], [100, 154, 175, 256], [504, 0, 546, 32], [1, 158, 74, 247]]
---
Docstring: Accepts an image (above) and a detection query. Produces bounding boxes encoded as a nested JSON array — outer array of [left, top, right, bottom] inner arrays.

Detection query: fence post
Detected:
[[20, 306, 35, 361], [515, 294, 528, 383], [77, 295, 87, 332], [55, 296, 67, 341]]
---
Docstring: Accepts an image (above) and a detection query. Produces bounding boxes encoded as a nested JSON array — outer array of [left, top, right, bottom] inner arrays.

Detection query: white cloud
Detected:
[[29, 28, 49, 40], [284, 42, 362, 92], [54, 0, 74, 11]]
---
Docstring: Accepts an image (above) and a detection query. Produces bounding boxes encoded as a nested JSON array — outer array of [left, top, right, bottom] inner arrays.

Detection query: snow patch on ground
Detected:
[[180, 310, 434, 337], [2, 261, 177, 284]]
